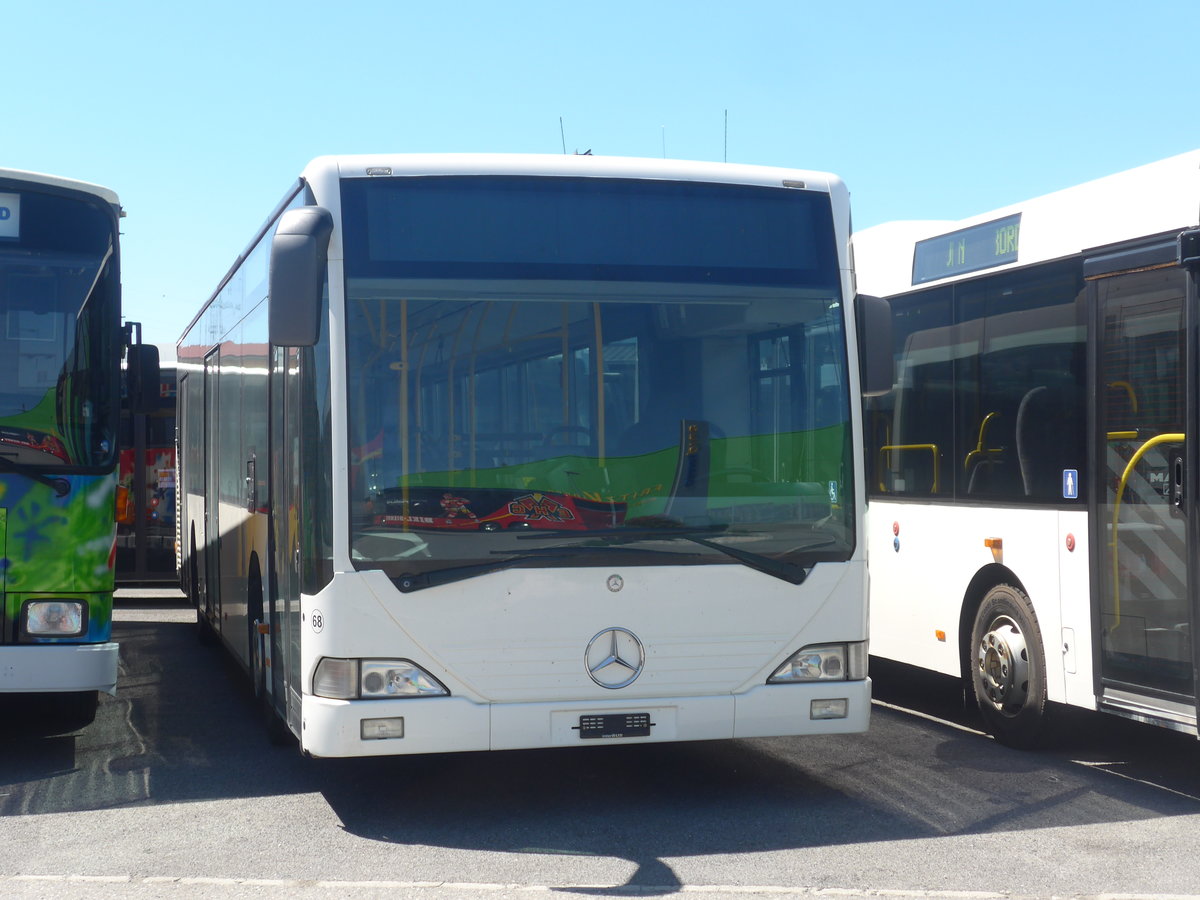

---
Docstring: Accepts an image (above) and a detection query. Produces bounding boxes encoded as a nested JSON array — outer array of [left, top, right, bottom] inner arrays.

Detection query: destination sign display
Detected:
[[912, 213, 1021, 284]]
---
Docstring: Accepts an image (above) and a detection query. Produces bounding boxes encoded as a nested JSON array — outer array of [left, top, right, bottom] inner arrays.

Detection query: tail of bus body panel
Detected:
[[858, 149, 1200, 746], [179, 153, 874, 756]]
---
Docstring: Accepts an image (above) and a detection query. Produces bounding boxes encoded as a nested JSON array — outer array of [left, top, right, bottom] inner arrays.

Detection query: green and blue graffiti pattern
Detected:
[[1, 473, 117, 642]]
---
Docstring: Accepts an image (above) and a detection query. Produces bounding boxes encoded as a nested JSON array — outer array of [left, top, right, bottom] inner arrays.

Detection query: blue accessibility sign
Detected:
[[1063, 469, 1079, 500]]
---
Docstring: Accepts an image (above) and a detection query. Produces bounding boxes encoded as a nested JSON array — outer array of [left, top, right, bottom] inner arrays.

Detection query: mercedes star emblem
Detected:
[[585, 627, 645, 689]]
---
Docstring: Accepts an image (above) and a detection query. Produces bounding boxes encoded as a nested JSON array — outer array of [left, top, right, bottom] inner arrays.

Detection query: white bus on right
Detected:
[[856, 150, 1200, 747]]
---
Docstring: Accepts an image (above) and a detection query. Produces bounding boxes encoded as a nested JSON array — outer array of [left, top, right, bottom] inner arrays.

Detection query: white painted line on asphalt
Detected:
[[1071, 759, 1200, 803], [6, 877, 1200, 899], [870, 698, 991, 738]]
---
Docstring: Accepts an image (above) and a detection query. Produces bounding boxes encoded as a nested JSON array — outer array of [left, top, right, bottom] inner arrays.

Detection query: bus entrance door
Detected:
[[202, 350, 221, 632], [1091, 250, 1196, 733]]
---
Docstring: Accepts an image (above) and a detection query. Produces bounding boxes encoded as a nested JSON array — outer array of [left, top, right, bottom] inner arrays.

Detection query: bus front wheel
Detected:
[[969, 584, 1048, 749]]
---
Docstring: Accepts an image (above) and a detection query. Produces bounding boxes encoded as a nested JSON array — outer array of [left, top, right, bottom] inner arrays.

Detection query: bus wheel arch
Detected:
[[958, 565, 1023, 679], [961, 572, 1049, 749]]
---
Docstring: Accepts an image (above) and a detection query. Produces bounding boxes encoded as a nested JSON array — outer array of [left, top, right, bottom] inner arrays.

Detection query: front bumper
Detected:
[[299, 678, 871, 757], [0, 643, 119, 695]]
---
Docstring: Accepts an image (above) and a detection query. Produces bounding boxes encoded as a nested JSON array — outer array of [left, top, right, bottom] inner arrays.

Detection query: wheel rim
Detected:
[[976, 615, 1029, 715]]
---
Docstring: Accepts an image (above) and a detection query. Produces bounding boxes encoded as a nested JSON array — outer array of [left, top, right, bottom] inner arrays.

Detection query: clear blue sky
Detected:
[[7, 0, 1197, 358]]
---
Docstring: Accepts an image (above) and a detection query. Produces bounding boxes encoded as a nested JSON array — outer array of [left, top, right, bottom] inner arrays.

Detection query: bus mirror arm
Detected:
[[856, 294, 893, 396], [269, 206, 334, 347]]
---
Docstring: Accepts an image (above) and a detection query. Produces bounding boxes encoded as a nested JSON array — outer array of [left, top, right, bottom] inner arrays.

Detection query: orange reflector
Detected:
[[984, 537, 1003, 564], [935, 630, 947, 642]]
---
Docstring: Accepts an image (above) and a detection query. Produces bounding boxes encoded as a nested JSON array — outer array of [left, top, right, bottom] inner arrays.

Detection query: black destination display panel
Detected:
[[912, 213, 1021, 284]]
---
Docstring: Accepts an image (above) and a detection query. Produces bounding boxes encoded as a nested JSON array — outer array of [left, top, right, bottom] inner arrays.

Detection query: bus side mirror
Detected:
[[856, 293, 893, 397], [126, 343, 161, 415], [269, 206, 334, 347]]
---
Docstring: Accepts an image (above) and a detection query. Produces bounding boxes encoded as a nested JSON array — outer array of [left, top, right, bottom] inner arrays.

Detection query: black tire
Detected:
[[47, 691, 100, 733], [254, 626, 295, 747], [969, 584, 1048, 749], [248, 574, 293, 747], [192, 547, 216, 646], [261, 683, 294, 747], [249, 616, 265, 700]]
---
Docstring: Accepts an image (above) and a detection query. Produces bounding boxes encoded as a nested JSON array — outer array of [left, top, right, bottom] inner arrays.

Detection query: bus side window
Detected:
[[955, 266, 1085, 503], [866, 287, 952, 497]]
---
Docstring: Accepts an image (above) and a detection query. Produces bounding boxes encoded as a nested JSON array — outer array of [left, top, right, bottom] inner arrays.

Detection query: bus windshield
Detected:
[[342, 175, 853, 582], [0, 184, 119, 470]]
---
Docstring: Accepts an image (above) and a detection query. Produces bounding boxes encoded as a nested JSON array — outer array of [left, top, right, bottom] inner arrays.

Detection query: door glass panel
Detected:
[[1097, 268, 1192, 697], [270, 345, 301, 722], [203, 350, 220, 618]]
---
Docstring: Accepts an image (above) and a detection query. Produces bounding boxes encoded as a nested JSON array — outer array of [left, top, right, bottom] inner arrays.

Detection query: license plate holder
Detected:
[[577, 712, 653, 739]]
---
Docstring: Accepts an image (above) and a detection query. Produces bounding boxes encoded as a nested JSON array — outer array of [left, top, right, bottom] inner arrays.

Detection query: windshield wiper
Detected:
[[394, 529, 835, 593], [394, 544, 682, 593], [667, 533, 832, 585], [0, 456, 71, 496], [521, 525, 834, 585], [516, 524, 729, 542]]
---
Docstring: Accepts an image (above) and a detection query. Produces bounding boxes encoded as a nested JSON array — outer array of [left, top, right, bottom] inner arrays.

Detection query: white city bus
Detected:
[[856, 150, 1200, 747], [177, 153, 888, 757]]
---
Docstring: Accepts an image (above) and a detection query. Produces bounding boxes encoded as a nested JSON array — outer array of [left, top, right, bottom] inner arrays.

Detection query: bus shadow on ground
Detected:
[[5, 606, 1200, 891], [315, 706, 1200, 895], [869, 655, 1200, 775]]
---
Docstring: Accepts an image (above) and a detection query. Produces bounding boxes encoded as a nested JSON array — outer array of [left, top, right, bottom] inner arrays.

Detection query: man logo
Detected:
[[585, 627, 645, 689]]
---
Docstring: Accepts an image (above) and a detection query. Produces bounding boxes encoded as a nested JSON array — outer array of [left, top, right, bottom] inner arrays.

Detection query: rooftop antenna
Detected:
[[661, 125, 666, 159], [559, 117, 567, 154], [724, 109, 728, 163]]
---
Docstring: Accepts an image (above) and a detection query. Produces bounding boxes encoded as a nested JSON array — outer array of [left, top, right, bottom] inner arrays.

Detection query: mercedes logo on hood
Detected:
[[585, 627, 645, 689]]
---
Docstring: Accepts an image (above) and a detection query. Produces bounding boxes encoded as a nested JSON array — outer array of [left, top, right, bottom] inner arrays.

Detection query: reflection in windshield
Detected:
[[346, 292, 853, 580], [341, 173, 853, 583], [0, 186, 118, 470]]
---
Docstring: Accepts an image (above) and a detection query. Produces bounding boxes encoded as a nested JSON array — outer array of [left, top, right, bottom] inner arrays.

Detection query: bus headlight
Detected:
[[313, 658, 449, 700], [23, 600, 87, 638], [767, 642, 867, 683], [360, 660, 447, 697]]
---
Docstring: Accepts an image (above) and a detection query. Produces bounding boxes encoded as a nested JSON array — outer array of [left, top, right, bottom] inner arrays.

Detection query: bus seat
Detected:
[[1016, 385, 1081, 498]]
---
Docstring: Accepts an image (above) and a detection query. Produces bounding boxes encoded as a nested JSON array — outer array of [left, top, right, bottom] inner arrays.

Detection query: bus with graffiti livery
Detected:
[[0, 168, 157, 726], [116, 363, 177, 584], [177, 153, 890, 756]]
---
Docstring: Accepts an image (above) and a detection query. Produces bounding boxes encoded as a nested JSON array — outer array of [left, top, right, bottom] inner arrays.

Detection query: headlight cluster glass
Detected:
[[23, 600, 87, 638], [767, 642, 867, 683], [313, 657, 448, 700]]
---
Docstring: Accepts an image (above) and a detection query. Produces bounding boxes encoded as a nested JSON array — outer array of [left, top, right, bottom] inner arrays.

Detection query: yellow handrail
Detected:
[[963, 412, 1002, 472], [879, 443, 940, 494], [1107, 380, 1139, 414], [1110, 432, 1184, 628]]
